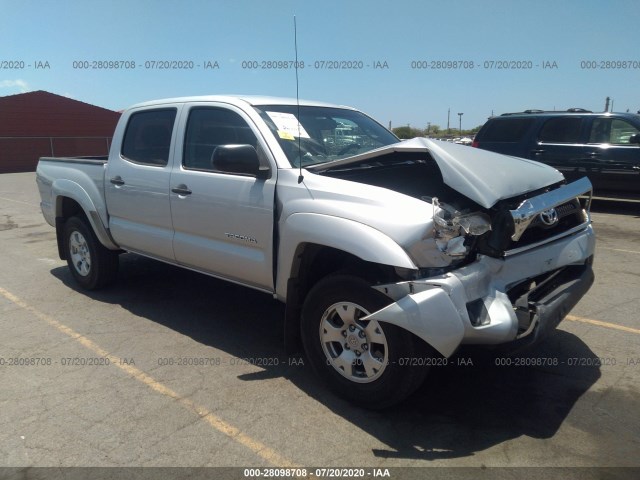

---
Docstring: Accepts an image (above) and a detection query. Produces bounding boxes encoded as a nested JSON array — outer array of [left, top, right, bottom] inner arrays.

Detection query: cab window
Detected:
[[183, 108, 259, 171], [121, 109, 176, 166]]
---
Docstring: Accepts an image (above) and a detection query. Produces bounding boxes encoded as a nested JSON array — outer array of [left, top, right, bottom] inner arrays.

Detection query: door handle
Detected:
[[531, 149, 545, 156], [587, 151, 601, 157], [110, 176, 125, 186], [171, 184, 192, 195]]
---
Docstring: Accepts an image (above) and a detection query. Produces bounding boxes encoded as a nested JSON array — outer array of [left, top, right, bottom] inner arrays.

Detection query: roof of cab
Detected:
[[128, 95, 353, 110]]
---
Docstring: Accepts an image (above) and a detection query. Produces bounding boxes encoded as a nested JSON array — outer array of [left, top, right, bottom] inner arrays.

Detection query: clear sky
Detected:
[[1, 0, 639, 130]]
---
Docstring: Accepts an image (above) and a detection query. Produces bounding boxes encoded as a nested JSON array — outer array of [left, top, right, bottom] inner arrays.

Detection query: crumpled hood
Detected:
[[308, 138, 564, 208]]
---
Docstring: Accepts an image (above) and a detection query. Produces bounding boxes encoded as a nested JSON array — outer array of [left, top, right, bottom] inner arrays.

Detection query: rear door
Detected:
[[533, 116, 588, 183], [169, 103, 276, 292], [584, 116, 640, 194], [105, 106, 180, 261]]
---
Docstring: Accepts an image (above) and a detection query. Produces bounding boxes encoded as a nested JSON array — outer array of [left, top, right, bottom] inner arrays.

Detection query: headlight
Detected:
[[433, 198, 491, 257]]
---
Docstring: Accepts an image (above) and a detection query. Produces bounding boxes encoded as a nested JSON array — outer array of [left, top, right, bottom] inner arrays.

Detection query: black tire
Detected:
[[63, 215, 119, 290], [301, 274, 430, 409]]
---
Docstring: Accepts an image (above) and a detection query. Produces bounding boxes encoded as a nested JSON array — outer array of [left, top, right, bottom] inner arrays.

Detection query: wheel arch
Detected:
[[277, 213, 417, 297], [278, 213, 419, 354], [282, 240, 415, 355], [52, 180, 119, 258]]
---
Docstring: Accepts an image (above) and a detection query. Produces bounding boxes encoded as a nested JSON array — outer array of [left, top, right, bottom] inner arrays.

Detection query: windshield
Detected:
[[254, 105, 399, 167]]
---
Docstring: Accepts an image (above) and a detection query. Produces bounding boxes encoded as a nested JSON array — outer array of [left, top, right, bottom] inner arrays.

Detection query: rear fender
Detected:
[[53, 179, 119, 250]]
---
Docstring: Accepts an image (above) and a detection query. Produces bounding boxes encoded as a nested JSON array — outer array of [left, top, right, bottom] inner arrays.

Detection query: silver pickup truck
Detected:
[[37, 95, 595, 408]]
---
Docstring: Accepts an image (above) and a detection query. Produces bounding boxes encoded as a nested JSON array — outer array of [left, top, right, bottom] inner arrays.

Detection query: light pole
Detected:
[[458, 112, 464, 135]]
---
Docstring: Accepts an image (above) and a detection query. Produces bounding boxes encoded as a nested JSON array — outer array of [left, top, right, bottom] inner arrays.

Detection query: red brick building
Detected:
[[0, 90, 121, 173]]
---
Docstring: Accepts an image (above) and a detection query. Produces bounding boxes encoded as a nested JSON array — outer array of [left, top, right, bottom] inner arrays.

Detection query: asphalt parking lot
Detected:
[[0, 172, 639, 479]]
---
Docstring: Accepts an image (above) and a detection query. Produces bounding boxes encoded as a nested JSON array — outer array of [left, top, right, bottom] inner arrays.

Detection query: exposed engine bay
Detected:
[[316, 150, 590, 268]]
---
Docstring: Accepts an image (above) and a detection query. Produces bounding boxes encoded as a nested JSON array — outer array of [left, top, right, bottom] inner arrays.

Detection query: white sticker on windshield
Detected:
[[266, 111, 310, 138]]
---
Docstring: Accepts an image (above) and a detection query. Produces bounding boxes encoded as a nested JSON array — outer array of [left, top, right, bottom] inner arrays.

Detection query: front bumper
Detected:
[[366, 224, 596, 357], [506, 261, 594, 350]]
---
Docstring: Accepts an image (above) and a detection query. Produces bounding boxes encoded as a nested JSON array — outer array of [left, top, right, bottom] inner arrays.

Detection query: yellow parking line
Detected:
[[599, 247, 640, 255], [566, 314, 640, 335], [0, 286, 299, 468]]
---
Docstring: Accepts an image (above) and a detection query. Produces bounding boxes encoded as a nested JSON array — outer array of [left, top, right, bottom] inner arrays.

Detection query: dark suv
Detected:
[[472, 109, 640, 197]]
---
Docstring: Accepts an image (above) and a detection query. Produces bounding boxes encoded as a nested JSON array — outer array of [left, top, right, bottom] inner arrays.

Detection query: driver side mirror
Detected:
[[211, 145, 270, 179], [629, 133, 640, 145]]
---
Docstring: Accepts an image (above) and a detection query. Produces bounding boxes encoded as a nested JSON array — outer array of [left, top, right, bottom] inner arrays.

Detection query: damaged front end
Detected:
[[432, 197, 492, 258], [365, 177, 595, 358], [310, 139, 595, 357]]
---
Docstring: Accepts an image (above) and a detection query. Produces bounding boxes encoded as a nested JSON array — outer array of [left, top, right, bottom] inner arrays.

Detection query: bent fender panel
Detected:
[[365, 288, 465, 358], [276, 213, 416, 298]]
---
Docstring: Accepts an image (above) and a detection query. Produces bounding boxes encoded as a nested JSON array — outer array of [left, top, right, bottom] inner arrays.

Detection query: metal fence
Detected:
[[0, 136, 112, 173]]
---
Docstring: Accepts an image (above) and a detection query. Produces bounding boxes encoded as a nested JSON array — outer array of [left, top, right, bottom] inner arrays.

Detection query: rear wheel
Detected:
[[64, 215, 118, 290], [301, 274, 429, 409]]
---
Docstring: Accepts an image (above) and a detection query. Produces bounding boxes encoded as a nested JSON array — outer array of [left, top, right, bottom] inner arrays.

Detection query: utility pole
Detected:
[[447, 108, 450, 134], [458, 112, 463, 135], [427, 122, 431, 136], [604, 96, 610, 112]]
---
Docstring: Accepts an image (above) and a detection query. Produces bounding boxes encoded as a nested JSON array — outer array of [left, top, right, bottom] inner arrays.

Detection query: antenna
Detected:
[[294, 15, 303, 183]]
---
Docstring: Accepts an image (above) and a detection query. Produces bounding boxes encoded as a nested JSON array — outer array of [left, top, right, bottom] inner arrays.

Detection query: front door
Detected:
[[169, 104, 276, 291]]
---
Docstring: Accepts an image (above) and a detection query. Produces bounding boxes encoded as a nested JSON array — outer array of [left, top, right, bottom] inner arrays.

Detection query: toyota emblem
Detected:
[[539, 208, 559, 226]]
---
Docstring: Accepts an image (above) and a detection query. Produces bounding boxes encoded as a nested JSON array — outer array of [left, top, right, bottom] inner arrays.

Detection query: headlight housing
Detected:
[[433, 198, 491, 257]]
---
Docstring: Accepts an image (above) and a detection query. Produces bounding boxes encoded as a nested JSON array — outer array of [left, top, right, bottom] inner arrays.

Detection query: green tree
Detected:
[[428, 124, 441, 136], [467, 125, 483, 136], [392, 126, 424, 139]]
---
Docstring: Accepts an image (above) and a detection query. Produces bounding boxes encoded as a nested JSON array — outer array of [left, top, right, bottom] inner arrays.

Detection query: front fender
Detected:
[[276, 213, 417, 298], [53, 179, 118, 250]]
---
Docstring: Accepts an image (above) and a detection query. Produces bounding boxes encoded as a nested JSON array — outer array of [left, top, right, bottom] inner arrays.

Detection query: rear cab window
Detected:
[[121, 109, 177, 166]]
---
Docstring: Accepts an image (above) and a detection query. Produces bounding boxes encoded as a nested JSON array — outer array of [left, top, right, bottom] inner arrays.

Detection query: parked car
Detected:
[[37, 95, 595, 408], [472, 109, 640, 197]]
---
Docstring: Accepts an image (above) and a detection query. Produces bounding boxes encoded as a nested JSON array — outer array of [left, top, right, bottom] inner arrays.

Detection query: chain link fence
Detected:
[[0, 137, 112, 173]]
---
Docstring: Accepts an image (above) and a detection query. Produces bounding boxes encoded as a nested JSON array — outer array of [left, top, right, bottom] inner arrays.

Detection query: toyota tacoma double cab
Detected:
[[37, 95, 595, 408]]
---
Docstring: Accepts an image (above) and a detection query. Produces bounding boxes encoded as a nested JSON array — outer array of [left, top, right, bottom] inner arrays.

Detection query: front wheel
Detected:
[[301, 274, 430, 409], [64, 215, 119, 290]]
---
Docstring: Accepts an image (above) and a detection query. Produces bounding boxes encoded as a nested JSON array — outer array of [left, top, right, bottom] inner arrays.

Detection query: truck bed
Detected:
[[36, 156, 109, 233], [38, 155, 108, 165]]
